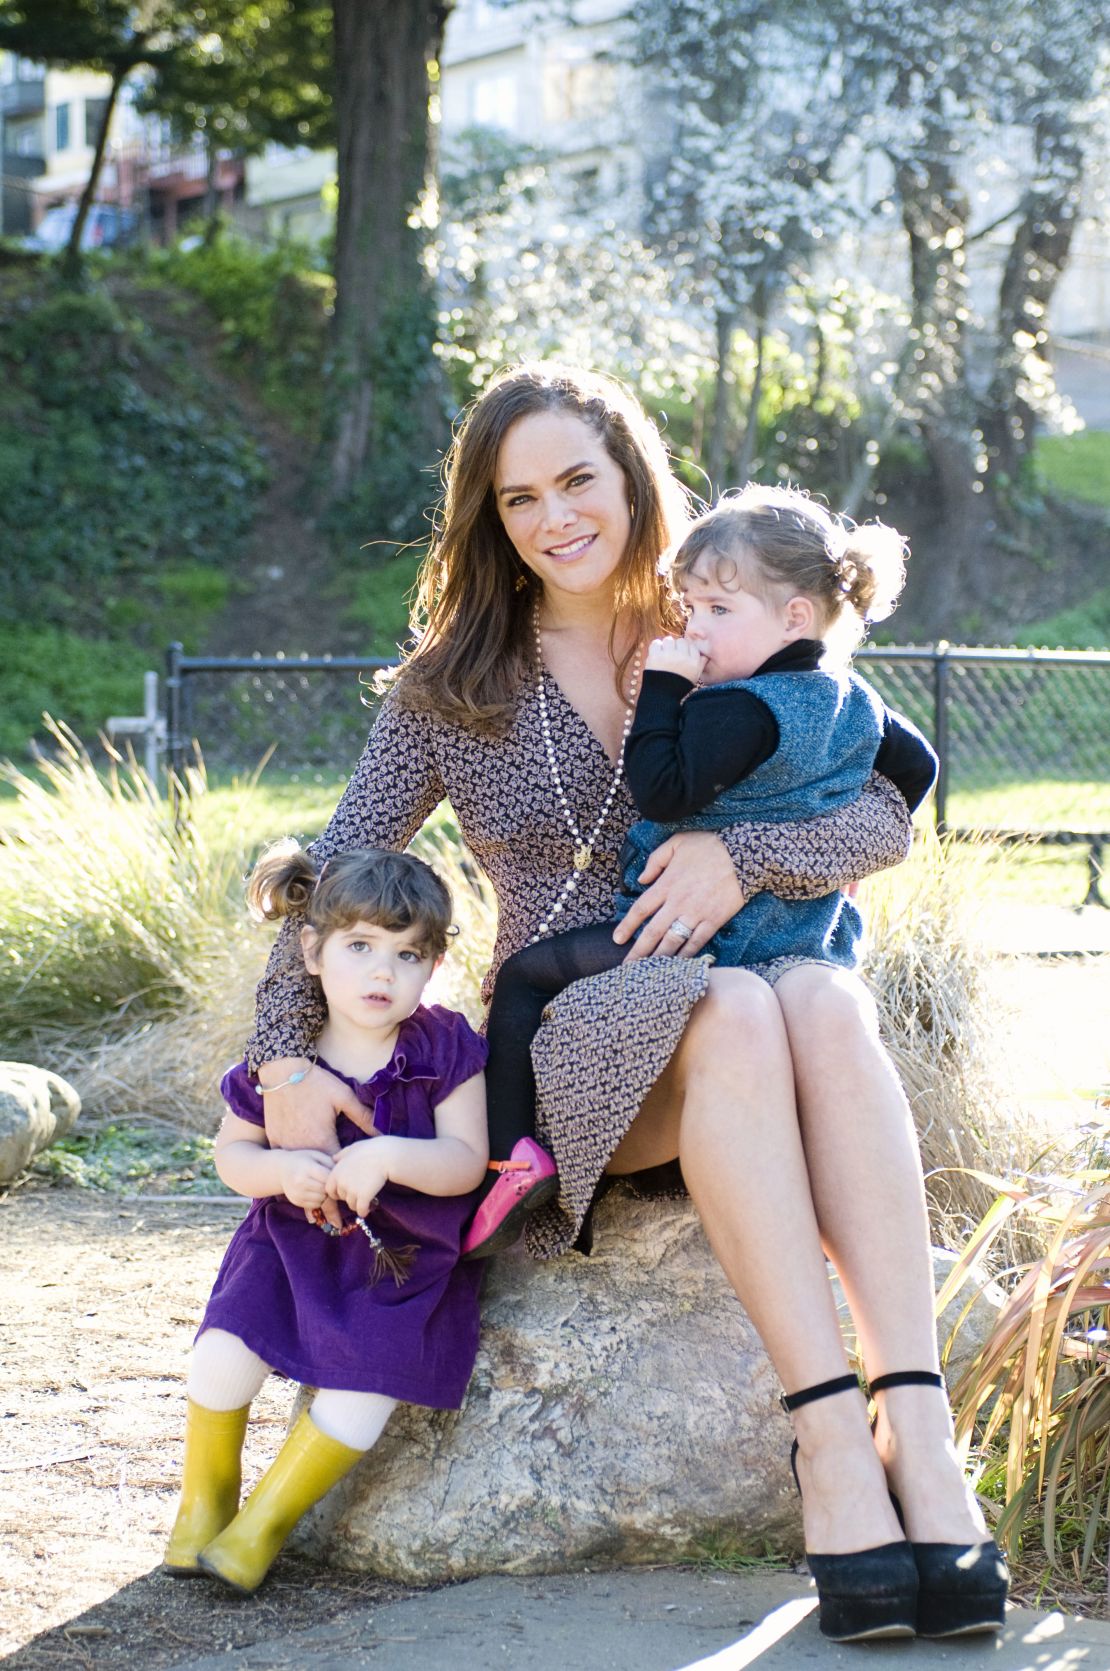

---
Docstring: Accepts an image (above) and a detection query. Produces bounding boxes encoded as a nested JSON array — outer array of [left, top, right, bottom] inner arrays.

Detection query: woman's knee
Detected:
[[775, 963, 882, 1044], [686, 967, 785, 1055]]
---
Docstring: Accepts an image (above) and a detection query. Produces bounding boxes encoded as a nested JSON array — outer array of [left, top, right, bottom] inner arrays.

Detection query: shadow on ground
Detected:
[[1, 1556, 406, 1671]]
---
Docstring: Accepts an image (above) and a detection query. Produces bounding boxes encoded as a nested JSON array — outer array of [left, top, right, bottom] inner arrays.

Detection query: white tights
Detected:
[[188, 1328, 397, 1452]]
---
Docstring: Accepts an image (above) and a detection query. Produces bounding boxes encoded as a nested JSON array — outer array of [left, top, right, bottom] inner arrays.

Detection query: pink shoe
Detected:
[[460, 1137, 558, 1260]]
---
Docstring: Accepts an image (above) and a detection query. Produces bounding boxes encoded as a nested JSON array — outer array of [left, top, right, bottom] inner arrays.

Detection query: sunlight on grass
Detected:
[[950, 778, 1110, 830], [1035, 431, 1110, 508]]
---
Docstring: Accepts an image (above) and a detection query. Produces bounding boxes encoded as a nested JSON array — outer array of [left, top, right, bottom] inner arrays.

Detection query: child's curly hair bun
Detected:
[[838, 523, 907, 626], [246, 838, 319, 921]]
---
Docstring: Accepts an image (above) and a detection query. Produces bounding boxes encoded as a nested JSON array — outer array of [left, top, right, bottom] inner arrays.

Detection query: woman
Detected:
[[249, 364, 1005, 1642]]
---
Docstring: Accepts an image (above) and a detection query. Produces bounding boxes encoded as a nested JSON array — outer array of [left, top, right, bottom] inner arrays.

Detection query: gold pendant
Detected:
[[573, 844, 592, 872]]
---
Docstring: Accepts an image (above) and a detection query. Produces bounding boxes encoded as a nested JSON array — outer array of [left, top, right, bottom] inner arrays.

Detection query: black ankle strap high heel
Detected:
[[869, 1370, 1009, 1638], [782, 1373, 918, 1643]]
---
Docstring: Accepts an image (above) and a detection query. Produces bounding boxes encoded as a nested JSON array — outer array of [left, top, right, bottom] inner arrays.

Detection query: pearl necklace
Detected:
[[531, 603, 642, 943]]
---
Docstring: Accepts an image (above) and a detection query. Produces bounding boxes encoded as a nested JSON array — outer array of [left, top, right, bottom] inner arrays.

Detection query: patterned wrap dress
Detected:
[[247, 675, 911, 1258]]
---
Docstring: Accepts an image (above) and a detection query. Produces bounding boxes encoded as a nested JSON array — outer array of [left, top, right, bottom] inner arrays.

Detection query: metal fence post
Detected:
[[933, 642, 950, 834], [165, 641, 185, 782]]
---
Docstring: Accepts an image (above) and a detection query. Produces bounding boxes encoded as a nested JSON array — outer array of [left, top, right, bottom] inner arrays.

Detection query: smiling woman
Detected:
[[495, 411, 633, 598], [244, 363, 1006, 1640]]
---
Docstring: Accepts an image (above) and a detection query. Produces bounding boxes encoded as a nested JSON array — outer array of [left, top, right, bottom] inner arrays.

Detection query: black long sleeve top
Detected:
[[624, 640, 938, 822]]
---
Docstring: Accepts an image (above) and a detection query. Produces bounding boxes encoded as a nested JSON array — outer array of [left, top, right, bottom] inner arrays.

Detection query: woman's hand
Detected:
[[612, 829, 745, 960], [276, 1149, 337, 1211], [259, 1061, 378, 1227], [259, 1061, 380, 1150], [326, 1140, 393, 1221]]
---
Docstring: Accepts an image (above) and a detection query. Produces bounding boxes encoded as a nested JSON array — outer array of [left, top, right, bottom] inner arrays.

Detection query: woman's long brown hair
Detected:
[[393, 363, 691, 731]]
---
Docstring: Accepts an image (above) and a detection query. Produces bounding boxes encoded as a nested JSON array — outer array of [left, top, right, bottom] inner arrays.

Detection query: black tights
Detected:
[[483, 923, 625, 1164]]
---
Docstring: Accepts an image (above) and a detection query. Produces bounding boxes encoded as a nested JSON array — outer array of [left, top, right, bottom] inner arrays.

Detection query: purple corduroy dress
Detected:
[[197, 1004, 488, 1410]]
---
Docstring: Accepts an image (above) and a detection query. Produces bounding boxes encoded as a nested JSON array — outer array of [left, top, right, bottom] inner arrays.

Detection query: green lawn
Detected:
[[4, 760, 1103, 911], [1035, 431, 1110, 507]]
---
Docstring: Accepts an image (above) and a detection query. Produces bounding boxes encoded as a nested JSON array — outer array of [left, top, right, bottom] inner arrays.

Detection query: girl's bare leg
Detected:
[[774, 963, 988, 1545], [611, 968, 903, 1556]]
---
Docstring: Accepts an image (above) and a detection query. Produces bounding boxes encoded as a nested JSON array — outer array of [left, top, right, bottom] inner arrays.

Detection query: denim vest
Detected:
[[615, 670, 886, 970]]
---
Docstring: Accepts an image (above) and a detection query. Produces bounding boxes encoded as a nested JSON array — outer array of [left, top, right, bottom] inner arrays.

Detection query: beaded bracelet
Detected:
[[252, 1049, 318, 1095]]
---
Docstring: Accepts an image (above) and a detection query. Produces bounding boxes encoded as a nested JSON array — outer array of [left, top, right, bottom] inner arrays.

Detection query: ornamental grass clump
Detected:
[[862, 829, 1045, 1254], [940, 1124, 1110, 1578], [0, 720, 251, 1040]]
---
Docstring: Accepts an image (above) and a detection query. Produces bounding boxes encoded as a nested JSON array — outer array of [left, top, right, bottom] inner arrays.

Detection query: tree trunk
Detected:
[[705, 306, 734, 494], [981, 114, 1084, 480], [319, 0, 452, 529], [61, 61, 128, 284], [734, 279, 767, 485], [202, 131, 221, 244], [894, 148, 990, 632]]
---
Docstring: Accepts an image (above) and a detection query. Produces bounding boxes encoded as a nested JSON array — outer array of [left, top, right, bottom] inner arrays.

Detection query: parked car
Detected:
[[24, 202, 137, 253]]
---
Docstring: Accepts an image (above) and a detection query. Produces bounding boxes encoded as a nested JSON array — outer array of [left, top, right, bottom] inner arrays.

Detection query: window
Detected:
[[83, 97, 109, 146], [54, 102, 70, 150], [14, 122, 43, 157], [542, 59, 615, 125], [472, 74, 517, 131]]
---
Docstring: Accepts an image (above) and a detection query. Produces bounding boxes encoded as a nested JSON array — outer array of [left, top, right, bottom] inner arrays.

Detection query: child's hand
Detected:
[[325, 1141, 392, 1220], [645, 635, 706, 683], [277, 1149, 336, 1210]]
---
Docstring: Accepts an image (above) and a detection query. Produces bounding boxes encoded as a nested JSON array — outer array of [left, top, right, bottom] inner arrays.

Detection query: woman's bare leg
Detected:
[[612, 968, 903, 1556], [775, 963, 988, 1545]]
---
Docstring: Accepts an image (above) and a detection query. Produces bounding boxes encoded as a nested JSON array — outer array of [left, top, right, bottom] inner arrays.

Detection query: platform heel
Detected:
[[869, 1370, 1009, 1638], [782, 1372, 918, 1643]]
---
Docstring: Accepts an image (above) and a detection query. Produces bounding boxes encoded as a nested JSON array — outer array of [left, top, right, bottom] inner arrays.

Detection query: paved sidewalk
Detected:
[[171, 1568, 1110, 1671]]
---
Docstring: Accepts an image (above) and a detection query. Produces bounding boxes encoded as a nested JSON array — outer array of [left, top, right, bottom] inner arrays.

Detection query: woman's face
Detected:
[[494, 410, 632, 606]]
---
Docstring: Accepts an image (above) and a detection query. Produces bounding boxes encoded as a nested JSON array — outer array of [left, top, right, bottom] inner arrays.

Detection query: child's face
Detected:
[[301, 918, 438, 1038], [680, 558, 808, 683]]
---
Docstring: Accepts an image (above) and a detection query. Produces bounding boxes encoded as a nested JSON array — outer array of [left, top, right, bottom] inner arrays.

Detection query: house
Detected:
[[0, 54, 242, 241], [239, 0, 638, 244]]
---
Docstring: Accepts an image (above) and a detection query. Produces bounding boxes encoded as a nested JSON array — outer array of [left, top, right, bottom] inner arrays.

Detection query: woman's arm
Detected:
[[617, 773, 912, 960], [247, 690, 448, 1075], [213, 1110, 335, 1211], [720, 770, 913, 899], [325, 1073, 489, 1218], [249, 693, 448, 1216]]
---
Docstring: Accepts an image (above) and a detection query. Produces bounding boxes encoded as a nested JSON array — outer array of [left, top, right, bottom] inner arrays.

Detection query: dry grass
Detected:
[[6, 743, 1070, 1241], [0, 723, 255, 1038], [938, 1121, 1110, 1580], [29, 823, 497, 1134], [863, 830, 1055, 1257]]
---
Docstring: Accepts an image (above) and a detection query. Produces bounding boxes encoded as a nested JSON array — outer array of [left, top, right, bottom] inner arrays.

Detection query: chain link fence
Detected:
[[163, 642, 1110, 903]]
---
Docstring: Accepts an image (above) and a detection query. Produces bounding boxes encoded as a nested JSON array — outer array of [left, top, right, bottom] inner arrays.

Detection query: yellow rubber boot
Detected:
[[163, 1400, 251, 1576], [197, 1410, 362, 1594]]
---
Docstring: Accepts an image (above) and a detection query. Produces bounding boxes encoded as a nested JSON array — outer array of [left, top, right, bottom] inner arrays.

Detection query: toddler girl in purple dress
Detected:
[[164, 844, 488, 1594]]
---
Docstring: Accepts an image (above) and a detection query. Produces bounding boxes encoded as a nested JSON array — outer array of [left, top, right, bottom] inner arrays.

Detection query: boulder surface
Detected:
[[294, 1189, 800, 1582], [0, 1062, 80, 1182], [294, 1193, 1003, 1584]]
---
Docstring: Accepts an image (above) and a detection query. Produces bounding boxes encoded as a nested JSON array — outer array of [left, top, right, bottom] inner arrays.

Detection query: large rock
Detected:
[[294, 1189, 801, 1582], [294, 1195, 1006, 1584], [0, 1062, 80, 1182]]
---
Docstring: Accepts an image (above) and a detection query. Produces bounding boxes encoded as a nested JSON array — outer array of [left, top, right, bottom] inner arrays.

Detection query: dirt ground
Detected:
[[0, 1188, 409, 1669]]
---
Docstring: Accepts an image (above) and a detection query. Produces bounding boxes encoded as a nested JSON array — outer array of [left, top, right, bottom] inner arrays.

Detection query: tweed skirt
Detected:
[[524, 949, 843, 1258], [525, 952, 712, 1258]]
